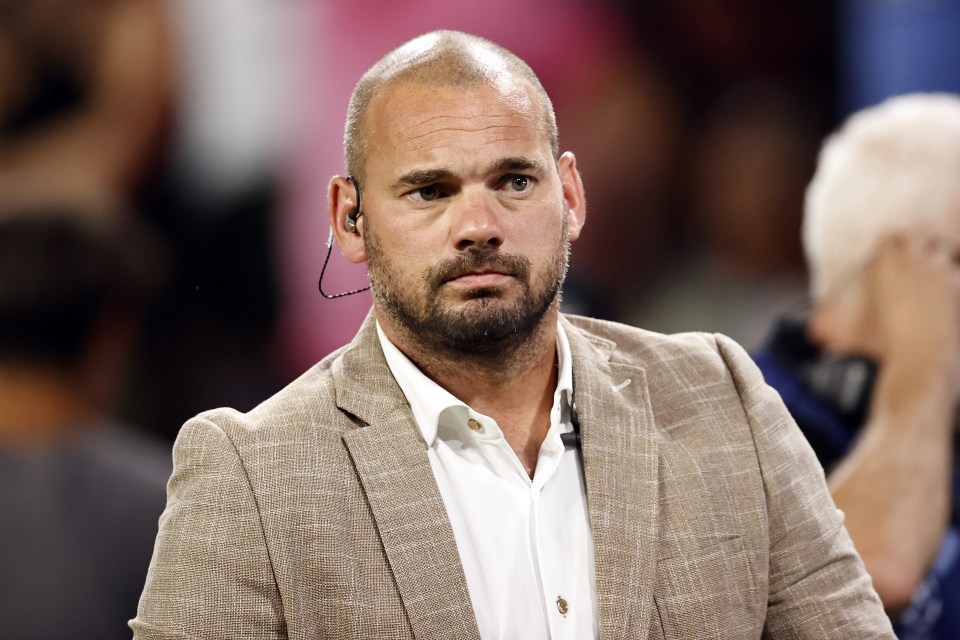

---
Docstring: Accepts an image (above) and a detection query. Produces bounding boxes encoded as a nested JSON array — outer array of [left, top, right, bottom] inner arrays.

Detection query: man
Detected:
[[0, 206, 170, 639], [754, 93, 960, 638], [132, 30, 893, 638]]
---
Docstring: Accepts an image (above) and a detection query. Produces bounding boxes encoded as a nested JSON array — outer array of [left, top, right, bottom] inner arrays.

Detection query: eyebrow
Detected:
[[394, 169, 456, 188], [392, 157, 547, 190], [489, 157, 546, 176]]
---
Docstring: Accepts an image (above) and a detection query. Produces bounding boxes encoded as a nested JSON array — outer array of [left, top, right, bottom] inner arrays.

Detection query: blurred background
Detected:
[[7, 0, 960, 440], [2, 0, 960, 637]]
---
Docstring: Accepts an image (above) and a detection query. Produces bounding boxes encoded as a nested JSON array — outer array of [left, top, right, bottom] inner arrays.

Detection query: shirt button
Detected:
[[556, 596, 569, 617], [467, 418, 484, 433]]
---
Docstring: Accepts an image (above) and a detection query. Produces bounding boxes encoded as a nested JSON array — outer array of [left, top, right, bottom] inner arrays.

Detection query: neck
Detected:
[[380, 307, 561, 476]]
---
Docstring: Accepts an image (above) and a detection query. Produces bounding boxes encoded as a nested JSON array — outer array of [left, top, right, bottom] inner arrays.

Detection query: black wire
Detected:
[[318, 176, 371, 299]]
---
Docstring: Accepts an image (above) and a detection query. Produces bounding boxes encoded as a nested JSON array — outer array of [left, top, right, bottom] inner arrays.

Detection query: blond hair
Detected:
[[804, 93, 960, 300]]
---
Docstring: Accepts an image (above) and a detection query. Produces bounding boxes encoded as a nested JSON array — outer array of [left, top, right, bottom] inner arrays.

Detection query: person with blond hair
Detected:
[[755, 92, 960, 638]]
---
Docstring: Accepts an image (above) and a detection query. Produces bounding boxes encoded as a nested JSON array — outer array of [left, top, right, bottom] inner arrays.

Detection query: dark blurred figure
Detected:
[[0, 0, 286, 441], [0, 207, 171, 640], [754, 93, 960, 638]]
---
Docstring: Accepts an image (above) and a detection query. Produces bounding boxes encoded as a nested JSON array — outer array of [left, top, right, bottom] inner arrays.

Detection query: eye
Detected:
[[411, 184, 442, 202], [505, 175, 531, 193]]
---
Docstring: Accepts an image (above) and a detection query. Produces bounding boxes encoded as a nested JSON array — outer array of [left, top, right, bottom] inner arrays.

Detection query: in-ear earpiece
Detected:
[[344, 175, 362, 233], [319, 174, 371, 298]]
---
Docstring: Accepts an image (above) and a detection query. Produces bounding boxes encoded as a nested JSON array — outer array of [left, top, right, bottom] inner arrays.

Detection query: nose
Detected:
[[450, 189, 504, 251]]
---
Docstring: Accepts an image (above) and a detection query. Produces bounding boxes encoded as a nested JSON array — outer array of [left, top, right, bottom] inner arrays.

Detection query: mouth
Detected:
[[446, 269, 513, 288], [428, 251, 530, 293]]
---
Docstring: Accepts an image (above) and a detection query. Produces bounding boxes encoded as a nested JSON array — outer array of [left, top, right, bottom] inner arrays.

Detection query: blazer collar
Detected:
[[562, 316, 660, 640], [333, 312, 481, 640]]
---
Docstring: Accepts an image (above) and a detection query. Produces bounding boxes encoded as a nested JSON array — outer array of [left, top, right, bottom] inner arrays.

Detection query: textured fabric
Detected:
[[132, 312, 895, 639]]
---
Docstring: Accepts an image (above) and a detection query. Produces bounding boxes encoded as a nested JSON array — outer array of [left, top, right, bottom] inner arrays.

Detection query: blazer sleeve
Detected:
[[715, 334, 895, 639], [129, 415, 287, 640]]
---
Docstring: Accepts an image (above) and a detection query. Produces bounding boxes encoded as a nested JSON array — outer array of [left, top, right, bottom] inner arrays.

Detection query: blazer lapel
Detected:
[[564, 317, 660, 640], [335, 314, 481, 640]]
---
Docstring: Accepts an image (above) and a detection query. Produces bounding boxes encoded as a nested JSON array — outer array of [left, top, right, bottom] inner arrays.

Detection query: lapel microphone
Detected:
[[560, 392, 584, 472], [319, 176, 371, 299], [560, 408, 582, 449], [560, 385, 582, 450]]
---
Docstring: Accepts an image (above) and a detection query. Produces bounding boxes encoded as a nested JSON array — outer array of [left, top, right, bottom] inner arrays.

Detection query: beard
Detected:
[[365, 224, 569, 360]]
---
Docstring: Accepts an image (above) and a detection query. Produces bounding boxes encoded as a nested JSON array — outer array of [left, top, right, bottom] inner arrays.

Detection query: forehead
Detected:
[[363, 80, 551, 181]]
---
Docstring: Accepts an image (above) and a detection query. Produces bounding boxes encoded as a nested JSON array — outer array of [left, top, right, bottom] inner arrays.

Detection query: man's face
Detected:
[[358, 80, 581, 357]]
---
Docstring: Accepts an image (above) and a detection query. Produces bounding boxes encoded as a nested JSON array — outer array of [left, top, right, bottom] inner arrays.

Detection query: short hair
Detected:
[[804, 93, 960, 300], [0, 206, 166, 366], [343, 30, 559, 182]]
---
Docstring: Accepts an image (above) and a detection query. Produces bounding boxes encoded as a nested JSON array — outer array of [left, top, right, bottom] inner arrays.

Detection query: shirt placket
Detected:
[[540, 448, 594, 639], [473, 413, 570, 638], [531, 425, 569, 640]]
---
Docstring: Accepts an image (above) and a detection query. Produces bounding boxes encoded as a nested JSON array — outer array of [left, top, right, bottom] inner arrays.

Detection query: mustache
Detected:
[[425, 249, 530, 289]]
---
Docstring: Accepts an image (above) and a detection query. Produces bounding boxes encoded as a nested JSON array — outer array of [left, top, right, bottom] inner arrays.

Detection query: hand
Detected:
[[865, 233, 960, 393]]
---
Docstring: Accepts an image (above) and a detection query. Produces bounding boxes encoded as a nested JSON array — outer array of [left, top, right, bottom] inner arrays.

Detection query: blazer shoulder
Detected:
[[563, 313, 737, 378]]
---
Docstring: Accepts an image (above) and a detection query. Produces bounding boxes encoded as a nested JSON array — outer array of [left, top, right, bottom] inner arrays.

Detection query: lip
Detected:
[[448, 270, 512, 288]]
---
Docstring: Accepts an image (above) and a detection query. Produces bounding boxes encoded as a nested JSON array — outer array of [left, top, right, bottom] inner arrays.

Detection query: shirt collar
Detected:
[[376, 320, 575, 447]]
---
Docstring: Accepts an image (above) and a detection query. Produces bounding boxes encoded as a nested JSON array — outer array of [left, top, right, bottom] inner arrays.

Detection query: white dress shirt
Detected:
[[376, 322, 598, 640]]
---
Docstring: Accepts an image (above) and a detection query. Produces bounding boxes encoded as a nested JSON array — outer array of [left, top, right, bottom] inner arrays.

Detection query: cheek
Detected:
[[399, 227, 458, 271], [524, 212, 567, 249]]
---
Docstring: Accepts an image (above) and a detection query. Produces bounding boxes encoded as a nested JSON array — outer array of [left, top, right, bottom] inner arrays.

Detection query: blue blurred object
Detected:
[[842, 0, 960, 113]]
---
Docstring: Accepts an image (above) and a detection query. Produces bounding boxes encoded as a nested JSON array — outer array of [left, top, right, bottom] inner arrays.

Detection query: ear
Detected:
[[557, 151, 586, 241], [329, 175, 367, 263]]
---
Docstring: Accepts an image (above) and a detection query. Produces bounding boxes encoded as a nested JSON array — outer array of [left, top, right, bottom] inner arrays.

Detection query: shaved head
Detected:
[[344, 30, 559, 182]]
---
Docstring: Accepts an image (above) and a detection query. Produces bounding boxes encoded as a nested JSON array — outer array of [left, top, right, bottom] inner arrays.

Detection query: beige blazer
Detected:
[[132, 313, 894, 639]]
